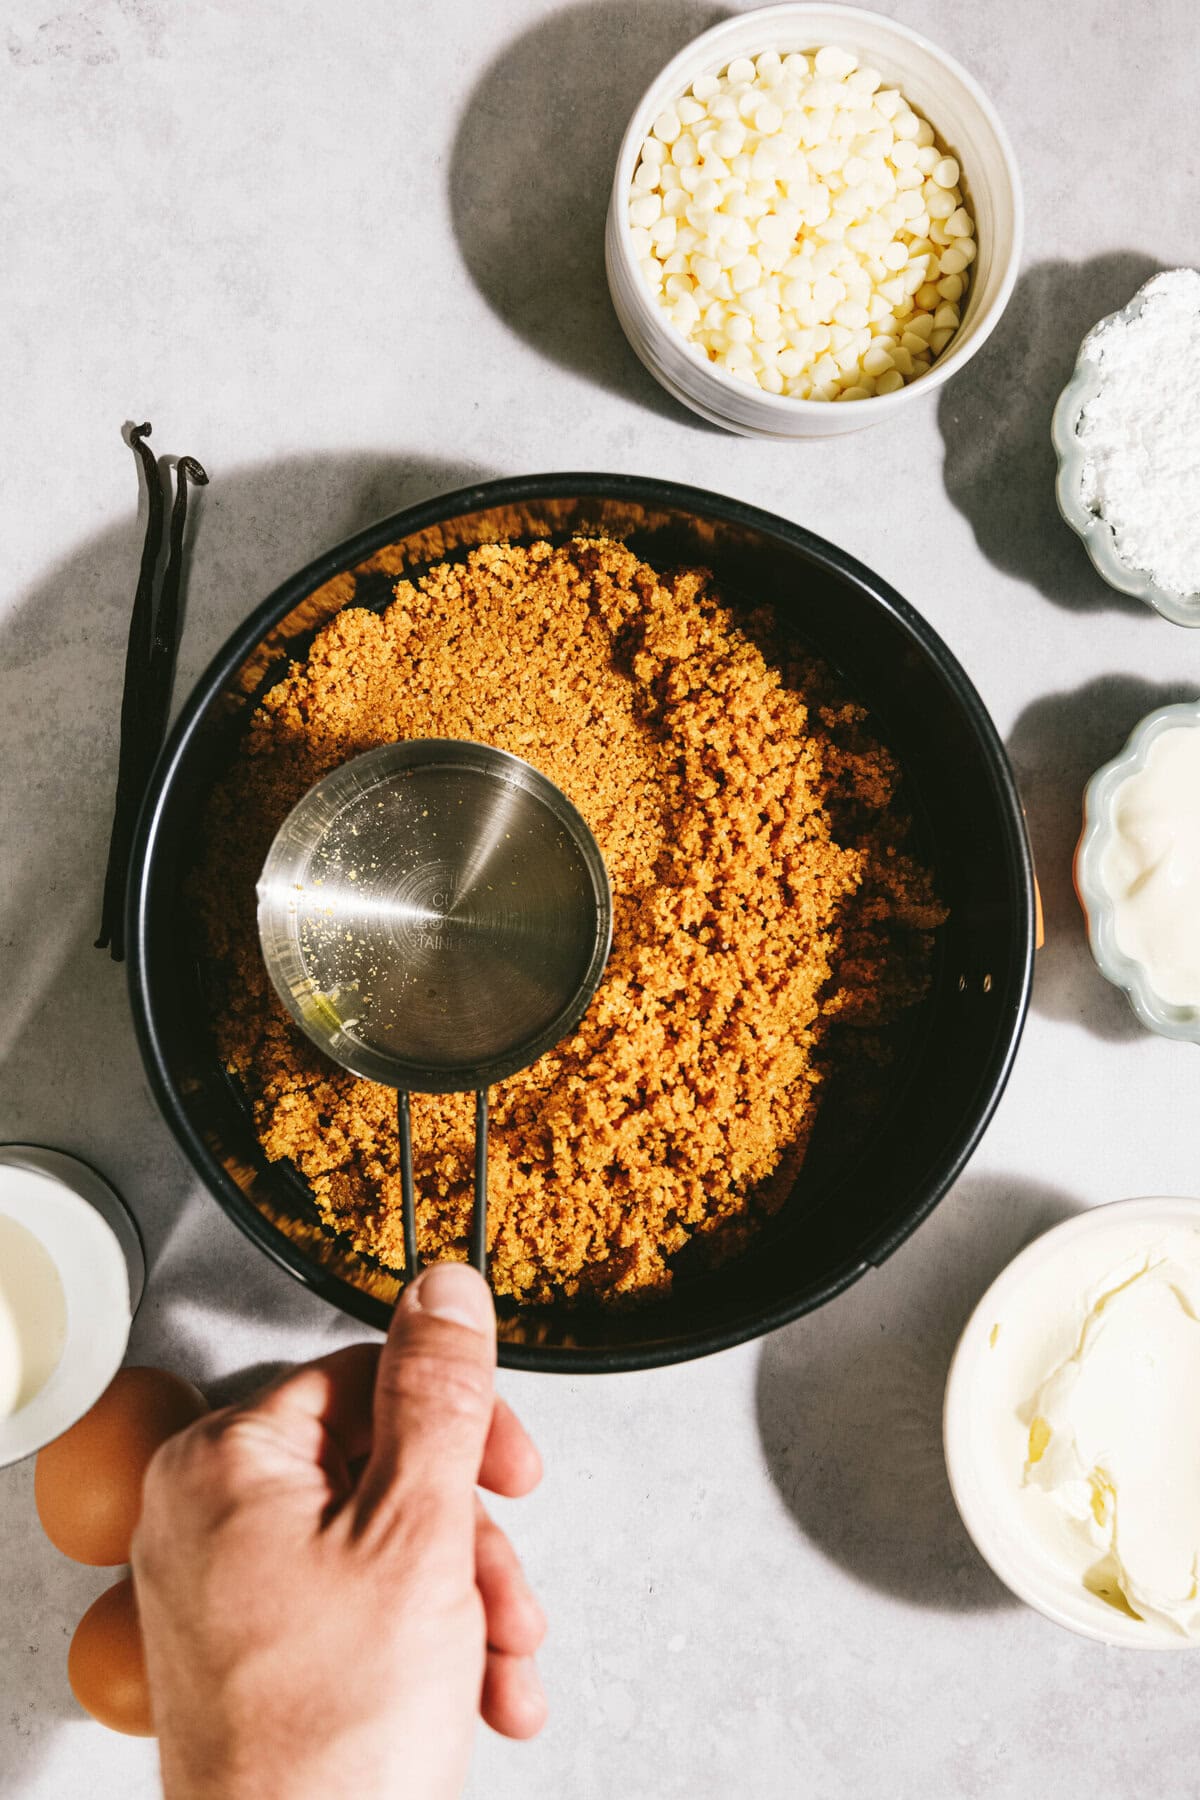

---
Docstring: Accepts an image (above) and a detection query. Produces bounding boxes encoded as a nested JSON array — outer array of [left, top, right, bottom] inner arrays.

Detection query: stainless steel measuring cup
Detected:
[[256, 739, 612, 1281]]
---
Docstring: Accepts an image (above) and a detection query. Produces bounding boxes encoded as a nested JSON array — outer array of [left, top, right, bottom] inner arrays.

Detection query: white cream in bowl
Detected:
[[945, 1198, 1200, 1647], [0, 1215, 67, 1417], [1075, 700, 1200, 1042], [1023, 1234, 1200, 1636], [1100, 725, 1200, 1006], [0, 1148, 144, 1468]]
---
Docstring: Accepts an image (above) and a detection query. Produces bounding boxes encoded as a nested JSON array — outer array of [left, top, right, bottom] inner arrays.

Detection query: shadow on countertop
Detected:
[[938, 253, 1162, 613], [0, 448, 487, 1791], [756, 1174, 1081, 1612], [448, 0, 724, 425], [1008, 673, 1199, 1042]]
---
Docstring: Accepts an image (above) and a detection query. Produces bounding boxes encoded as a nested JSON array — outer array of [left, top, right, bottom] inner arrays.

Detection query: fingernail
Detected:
[[406, 1261, 492, 1334]]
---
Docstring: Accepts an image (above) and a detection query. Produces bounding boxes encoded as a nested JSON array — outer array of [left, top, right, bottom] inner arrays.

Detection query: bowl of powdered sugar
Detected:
[[1053, 268, 1200, 627]]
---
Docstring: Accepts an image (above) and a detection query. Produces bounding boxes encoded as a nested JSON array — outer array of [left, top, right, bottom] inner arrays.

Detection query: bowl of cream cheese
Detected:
[[1075, 699, 1200, 1043], [944, 1196, 1200, 1647]]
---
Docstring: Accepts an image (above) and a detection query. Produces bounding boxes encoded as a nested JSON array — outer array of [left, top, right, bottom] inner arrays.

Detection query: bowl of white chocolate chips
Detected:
[[606, 4, 1022, 436]]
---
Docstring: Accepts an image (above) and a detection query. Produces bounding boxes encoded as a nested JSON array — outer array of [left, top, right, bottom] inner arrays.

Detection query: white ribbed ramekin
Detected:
[[605, 4, 1022, 437]]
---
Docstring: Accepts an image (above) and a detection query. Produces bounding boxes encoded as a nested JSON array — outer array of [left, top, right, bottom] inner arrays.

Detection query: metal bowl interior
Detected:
[[256, 738, 614, 1093], [128, 475, 1035, 1372]]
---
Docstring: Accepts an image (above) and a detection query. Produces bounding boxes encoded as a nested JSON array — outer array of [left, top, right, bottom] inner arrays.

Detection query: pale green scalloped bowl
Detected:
[[1052, 272, 1200, 628], [1075, 700, 1200, 1042]]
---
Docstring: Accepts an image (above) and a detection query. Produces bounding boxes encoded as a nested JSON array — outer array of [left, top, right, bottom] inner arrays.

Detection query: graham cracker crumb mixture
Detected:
[[197, 538, 945, 1304]]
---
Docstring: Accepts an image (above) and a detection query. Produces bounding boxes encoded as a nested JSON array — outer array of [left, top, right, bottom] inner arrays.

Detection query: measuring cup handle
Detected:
[[471, 1089, 488, 1279], [398, 1089, 488, 1287], [398, 1089, 418, 1280]]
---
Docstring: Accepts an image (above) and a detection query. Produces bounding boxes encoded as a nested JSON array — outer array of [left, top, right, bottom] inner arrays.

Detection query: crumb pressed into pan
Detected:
[[196, 538, 945, 1304]]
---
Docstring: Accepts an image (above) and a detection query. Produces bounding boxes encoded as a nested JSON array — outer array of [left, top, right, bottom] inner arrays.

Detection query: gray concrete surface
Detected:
[[3, 1, 1200, 1794]]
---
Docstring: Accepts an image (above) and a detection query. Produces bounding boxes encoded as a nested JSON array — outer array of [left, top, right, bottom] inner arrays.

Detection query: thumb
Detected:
[[357, 1262, 497, 1541]]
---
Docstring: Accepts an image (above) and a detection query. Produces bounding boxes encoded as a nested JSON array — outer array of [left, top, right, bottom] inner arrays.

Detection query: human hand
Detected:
[[132, 1262, 546, 1800]]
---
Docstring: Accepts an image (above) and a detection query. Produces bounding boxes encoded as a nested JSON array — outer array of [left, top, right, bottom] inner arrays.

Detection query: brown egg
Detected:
[[36, 1366, 208, 1565], [68, 1575, 155, 1736]]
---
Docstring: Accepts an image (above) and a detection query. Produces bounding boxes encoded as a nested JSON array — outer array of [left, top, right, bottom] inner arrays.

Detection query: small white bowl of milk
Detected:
[[0, 1146, 144, 1467], [1075, 699, 1200, 1043]]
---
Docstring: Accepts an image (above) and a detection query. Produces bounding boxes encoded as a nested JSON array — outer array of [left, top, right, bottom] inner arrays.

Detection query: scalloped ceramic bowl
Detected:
[[1052, 272, 1200, 628], [1075, 700, 1200, 1043]]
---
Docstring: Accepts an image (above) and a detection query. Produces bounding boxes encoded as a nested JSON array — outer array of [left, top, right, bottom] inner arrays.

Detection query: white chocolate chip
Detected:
[[814, 44, 858, 77]]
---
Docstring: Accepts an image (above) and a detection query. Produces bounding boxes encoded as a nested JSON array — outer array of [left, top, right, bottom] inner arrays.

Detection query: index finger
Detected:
[[220, 1344, 381, 1493], [481, 1398, 542, 1498]]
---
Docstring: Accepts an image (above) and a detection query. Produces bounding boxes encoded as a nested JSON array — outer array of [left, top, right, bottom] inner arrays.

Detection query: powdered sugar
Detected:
[[1077, 269, 1200, 598]]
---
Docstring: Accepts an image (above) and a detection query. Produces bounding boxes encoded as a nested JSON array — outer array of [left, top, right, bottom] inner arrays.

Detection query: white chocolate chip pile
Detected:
[[628, 47, 976, 401]]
